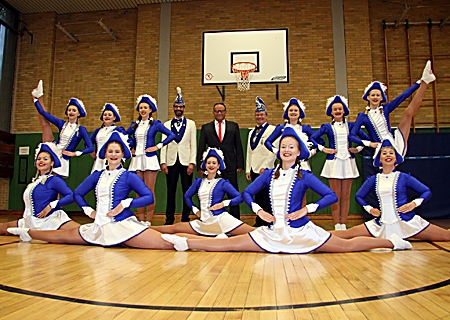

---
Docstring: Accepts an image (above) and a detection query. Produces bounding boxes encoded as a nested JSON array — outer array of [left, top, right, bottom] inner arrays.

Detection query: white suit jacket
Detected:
[[246, 124, 277, 174], [160, 118, 197, 166]]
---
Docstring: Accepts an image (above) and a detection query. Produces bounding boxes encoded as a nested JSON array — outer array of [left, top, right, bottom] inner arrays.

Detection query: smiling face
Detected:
[[368, 89, 383, 108], [331, 103, 344, 121], [213, 104, 226, 122], [105, 142, 124, 169], [66, 105, 80, 122], [102, 110, 116, 126], [255, 111, 268, 126], [279, 136, 300, 164], [138, 102, 151, 119], [35, 151, 54, 175], [379, 146, 397, 167], [287, 105, 300, 123], [173, 104, 185, 118], [205, 156, 220, 176]]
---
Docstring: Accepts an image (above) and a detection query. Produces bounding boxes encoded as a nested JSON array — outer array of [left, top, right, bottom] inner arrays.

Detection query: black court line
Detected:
[[428, 241, 450, 253], [0, 241, 20, 246], [1, 278, 450, 312]]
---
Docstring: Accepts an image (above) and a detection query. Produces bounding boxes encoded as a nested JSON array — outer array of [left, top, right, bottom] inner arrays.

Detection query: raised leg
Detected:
[[36, 97, 55, 143]]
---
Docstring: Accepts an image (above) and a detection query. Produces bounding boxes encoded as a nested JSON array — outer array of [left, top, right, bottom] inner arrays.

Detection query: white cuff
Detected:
[[251, 203, 263, 214], [356, 146, 364, 152], [412, 198, 424, 207], [309, 149, 317, 157], [305, 203, 319, 213], [75, 151, 83, 157], [82, 206, 95, 218], [318, 145, 324, 152], [49, 200, 58, 209], [192, 207, 199, 214], [120, 198, 133, 208], [363, 205, 373, 213], [222, 200, 231, 207], [273, 147, 279, 154], [156, 143, 163, 150], [362, 140, 370, 147]]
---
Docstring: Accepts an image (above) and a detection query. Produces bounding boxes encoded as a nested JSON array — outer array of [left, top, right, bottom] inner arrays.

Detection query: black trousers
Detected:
[[251, 169, 271, 226], [221, 168, 240, 219], [165, 157, 193, 224]]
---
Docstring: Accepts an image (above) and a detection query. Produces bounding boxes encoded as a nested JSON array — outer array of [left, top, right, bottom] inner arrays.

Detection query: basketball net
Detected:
[[232, 62, 256, 92]]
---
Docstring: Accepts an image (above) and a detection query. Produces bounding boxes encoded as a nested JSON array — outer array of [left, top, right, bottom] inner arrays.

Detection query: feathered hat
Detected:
[[277, 127, 310, 161], [201, 148, 226, 171], [174, 87, 185, 105], [373, 139, 404, 167], [362, 81, 387, 103], [100, 103, 121, 122], [35, 143, 61, 168], [325, 95, 350, 117], [98, 131, 132, 160], [66, 98, 87, 118], [283, 98, 306, 120], [255, 96, 268, 113], [135, 94, 158, 113]]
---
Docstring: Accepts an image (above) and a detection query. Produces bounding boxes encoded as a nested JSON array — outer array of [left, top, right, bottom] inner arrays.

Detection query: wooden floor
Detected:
[[1, 215, 450, 319]]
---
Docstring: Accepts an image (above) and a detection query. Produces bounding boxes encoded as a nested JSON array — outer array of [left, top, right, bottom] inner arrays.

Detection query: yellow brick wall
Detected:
[[0, 178, 9, 210]]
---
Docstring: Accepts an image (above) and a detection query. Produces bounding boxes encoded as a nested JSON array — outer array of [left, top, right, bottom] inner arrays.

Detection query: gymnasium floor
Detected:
[[1, 216, 450, 319]]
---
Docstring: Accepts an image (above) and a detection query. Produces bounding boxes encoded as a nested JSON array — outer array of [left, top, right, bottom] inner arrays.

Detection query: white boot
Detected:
[[421, 60, 436, 84], [32, 80, 44, 98], [334, 223, 341, 230], [161, 234, 188, 251], [7, 227, 32, 242], [389, 233, 412, 250], [340, 224, 347, 230]]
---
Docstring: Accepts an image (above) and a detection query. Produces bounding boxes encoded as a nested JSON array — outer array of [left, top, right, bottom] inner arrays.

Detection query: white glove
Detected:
[[32, 80, 44, 98], [421, 60, 436, 84]]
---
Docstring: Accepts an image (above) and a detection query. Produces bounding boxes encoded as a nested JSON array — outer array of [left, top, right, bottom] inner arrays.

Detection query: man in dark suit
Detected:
[[197, 102, 244, 219]]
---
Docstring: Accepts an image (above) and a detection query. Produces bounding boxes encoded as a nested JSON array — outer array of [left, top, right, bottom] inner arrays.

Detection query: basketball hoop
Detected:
[[231, 62, 257, 91]]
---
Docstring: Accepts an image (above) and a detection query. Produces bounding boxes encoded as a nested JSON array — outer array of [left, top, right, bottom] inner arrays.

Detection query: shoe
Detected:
[[421, 60, 436, 84], [161, 234, 188, 251], [334, 223, 341, 230], [389, 233, 412, 250], [32, 80, 44, 98], [141, 221, 151, 227], [7, 227, 32, 242], [215, 233, 228, 239], [340, 224, 347, 230]]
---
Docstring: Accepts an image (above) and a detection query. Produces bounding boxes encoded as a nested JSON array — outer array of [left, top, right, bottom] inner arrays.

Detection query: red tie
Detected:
[[218, 121, 222, 143]]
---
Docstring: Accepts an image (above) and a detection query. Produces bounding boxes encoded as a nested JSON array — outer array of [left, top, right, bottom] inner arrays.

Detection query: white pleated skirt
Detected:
[[18, 210, 72, 230], [78, 216, 149, 246], [128, 154, 160, 172], [249, 221, 331, 254], [189, 212, 244, 236], [320, 157, 359, 179], [365, 215, 430, 239]]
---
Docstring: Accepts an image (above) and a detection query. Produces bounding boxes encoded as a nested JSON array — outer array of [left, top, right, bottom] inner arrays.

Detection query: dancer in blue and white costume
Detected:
[[152, 148, 254, 236], [90, 103, 127, 173], [0, 144, 78, 235], [310, 95, 370, 230], [332, 139, 450, 242], [265, 98, 320, 171], [161, 128, 412, 252], [32, 80, 94, 178], [349, 60, 435, 157], [127, 94, 176, 221], [8, 132, 175, 250]]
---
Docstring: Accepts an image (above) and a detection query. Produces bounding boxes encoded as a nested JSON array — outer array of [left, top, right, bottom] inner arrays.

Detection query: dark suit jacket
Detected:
[[197, 120, 244, 172]]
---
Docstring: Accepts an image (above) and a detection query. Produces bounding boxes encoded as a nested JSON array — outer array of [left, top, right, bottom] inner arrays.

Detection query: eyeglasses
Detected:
[[214, 109, 226, 114]]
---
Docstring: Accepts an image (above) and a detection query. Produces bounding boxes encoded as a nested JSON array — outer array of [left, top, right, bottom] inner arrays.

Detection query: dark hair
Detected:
[[203, 156, 223, 178], [104, 141, 125, 169], [132, 112, 154, 130], [274, 159, 303, 180], [331, 116, 346, 124], [213, 102, 226, 111]]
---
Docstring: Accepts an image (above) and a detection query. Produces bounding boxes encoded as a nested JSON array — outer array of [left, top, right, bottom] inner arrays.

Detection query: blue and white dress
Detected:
[[127, 119, 176, 171], [242, 166, 338, 253], [34, 100, 94, 177], [184, 178, 243, 236], [356, 171, 431, 239], [74, 166, 154, 246], [349, 83, 419, 156], [90, 125, 125, 173], [18, 174, 74, 230]]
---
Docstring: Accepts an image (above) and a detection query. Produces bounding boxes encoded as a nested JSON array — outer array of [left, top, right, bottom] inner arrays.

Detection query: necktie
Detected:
[[218, 121, 222, 143]]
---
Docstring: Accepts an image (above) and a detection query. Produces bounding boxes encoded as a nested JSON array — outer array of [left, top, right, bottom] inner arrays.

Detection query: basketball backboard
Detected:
[[202, 28, 289, 86]]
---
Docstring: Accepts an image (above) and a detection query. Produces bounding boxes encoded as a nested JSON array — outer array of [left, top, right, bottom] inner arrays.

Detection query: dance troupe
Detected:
[[2, 60, 450, 254]]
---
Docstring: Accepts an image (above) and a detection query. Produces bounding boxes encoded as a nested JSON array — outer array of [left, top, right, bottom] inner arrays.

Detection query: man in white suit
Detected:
[[246, 96, 277, 226], [160, 88, 197, 225]]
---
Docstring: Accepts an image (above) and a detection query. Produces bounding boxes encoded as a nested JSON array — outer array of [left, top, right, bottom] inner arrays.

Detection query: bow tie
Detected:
[[255, 125, 263, 130], [175, 119, 182, 125]]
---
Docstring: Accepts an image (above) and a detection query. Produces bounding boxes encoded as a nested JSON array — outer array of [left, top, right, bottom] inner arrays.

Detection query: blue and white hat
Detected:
[[66, 98, 87, 118], [362, 81, 388, 103], [201, 148, 226, 171], [35, 143, 61, 168], [255, 96, 267, 113], [282, 98, 306, 120], [174, 87, 185, 105], [373, 139, 404, 167], [98, 131, 132, 160], [100, 103, 121, 122], [136, 94, 158, 112], [277, 127, 310, 161], [325, 95, 350, 117]]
